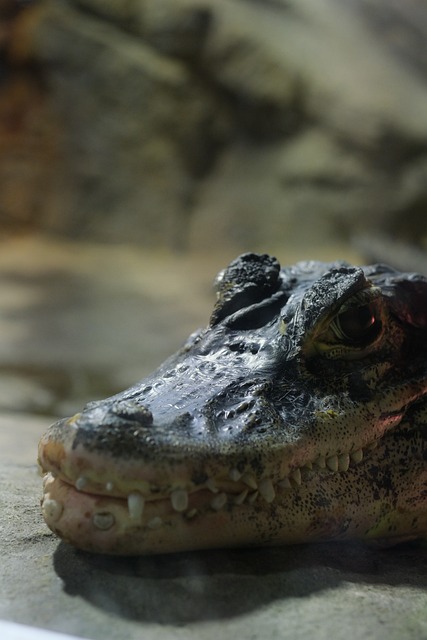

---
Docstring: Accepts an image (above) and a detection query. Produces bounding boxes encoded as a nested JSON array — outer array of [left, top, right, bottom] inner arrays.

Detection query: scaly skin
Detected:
[[38, 254, 427, 555]]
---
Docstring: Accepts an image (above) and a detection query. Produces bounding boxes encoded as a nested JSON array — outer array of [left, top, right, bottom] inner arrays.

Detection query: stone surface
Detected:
[[14, 0, 426, 250]]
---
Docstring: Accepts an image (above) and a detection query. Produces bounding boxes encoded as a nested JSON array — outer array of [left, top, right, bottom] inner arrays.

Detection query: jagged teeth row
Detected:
[[62, 441, 377, 530], [72, 443, 372, 502]]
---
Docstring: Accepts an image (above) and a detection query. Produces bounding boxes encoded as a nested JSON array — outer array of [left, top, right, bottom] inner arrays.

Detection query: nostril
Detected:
[[109, 400, 154, 427]]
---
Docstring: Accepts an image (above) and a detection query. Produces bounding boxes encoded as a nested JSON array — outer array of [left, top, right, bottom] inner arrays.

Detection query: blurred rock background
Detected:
[[4, 0, 427, 250], [1, 5, 427, 638], [1, 0, 427, 415]]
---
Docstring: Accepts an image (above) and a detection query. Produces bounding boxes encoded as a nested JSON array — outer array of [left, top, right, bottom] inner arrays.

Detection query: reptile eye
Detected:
[[335, 302, 381, 343]]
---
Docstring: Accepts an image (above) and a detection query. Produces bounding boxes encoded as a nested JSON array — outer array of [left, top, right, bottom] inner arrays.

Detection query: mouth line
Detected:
[[41, 433, 387, 527], [42, 473, 221, 533]]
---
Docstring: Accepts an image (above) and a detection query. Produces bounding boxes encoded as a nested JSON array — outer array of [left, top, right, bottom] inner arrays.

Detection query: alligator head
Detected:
[[38, 253, 427, 555]]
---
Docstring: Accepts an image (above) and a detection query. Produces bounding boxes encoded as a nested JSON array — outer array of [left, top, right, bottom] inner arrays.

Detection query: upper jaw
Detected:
[[38, 371, 427, 503]]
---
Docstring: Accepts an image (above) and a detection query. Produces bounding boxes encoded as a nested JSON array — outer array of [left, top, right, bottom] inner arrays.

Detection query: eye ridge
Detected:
[[335, 302, 381, 343]]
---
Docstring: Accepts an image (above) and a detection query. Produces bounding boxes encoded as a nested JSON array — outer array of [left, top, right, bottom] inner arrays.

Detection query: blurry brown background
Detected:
[[3, 0, 427, 251], [1, 3, 427, 639]]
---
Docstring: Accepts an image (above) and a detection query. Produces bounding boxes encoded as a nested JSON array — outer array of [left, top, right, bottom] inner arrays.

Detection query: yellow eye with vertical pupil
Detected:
[[334, 302, 381, 343]]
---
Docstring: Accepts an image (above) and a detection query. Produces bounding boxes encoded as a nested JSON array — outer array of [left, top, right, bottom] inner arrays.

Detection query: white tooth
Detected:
[[210, 492, 227, 511], [291, 469, 302, 486], [93, 512, 115, 530], [147, 517, 163, 529], [234, 489, 249, 505], [258, 478, 276, 503], [247, 491, 259, 504], [326, 455, 339, 472], [242, 473, 258, 490], [128, 491, 145, 520], [42, 473, 53, 489], [105, 481, 114, 492], [278, 477, 292, 490], [338, 453, 350, 472], [171, 489, 189, 512], [75, 476, 87, 491], [350, 449, 363, 464], [206, 477, 219, 493], [185, 508, 198, 519], [229, 468, 242, 482], [316, 455, 326, 469], [42, 498, 63, 522]]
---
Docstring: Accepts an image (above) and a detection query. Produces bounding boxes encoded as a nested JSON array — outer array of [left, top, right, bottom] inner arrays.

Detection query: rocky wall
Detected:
[[6, 0, 427, 250]]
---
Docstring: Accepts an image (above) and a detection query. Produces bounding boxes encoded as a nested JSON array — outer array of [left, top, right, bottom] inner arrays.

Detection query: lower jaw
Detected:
[[40, 475, 383, 556], [38, 475, 371, 555], [41, 474, 260, 555]]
